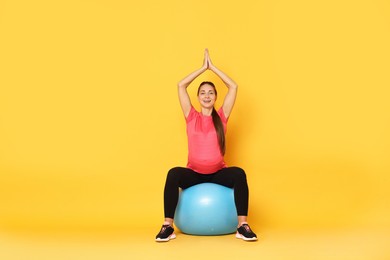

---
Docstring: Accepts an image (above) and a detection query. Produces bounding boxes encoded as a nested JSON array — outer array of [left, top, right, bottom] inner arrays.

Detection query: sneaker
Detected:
[[155, 224, 176, 242], [236, 223, 258, 241]]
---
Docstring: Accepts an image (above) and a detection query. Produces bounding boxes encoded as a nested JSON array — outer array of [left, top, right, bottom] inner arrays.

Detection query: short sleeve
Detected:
[[186, 106, 197, 123], [217, 107, 228, 123]]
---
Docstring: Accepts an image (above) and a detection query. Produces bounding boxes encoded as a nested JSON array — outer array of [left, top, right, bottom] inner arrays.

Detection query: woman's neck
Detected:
[[201, 107, 213, 116]]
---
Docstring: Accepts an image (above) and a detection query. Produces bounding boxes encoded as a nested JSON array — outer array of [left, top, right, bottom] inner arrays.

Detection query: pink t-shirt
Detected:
[[186, 106, 228, 174]]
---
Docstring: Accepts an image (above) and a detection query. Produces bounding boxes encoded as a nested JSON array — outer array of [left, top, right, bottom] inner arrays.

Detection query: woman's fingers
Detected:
[[206, 49, 214, 69], [203, 48, 209, 69]]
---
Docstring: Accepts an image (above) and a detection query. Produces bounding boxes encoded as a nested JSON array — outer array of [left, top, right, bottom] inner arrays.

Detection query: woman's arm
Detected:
[[177, 50, 209, 118], [207, 50, 238, 118]]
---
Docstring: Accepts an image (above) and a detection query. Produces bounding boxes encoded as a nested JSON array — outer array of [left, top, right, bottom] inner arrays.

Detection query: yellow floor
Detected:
[[1, 226, 389, 260]]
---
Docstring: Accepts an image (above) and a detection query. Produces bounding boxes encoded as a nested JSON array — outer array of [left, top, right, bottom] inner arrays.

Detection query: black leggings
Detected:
[[164, 166, 249, 219]]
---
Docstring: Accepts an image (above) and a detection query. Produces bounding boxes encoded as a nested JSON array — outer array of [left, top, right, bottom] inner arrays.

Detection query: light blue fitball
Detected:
[[174, 183, 238, 235]]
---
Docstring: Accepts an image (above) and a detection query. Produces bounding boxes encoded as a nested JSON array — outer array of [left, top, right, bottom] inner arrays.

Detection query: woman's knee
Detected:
[[166, 167, 185, 184], [229, 166, 247, 181]]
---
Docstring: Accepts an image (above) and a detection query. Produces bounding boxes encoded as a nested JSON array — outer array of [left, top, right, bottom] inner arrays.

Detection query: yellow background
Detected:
[[1, 0, 390, 258]]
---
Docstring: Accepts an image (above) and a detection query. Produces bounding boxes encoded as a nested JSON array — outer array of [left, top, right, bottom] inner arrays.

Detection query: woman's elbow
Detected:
[[230, 84, 238, 90]]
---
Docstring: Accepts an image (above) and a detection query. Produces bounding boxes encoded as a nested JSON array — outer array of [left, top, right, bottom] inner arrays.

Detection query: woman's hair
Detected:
[[197, 81, 226, 155]]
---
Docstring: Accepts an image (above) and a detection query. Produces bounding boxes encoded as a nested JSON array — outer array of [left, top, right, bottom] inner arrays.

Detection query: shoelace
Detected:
[[242, 224, 252, 233], [159, 225, 170, 234]]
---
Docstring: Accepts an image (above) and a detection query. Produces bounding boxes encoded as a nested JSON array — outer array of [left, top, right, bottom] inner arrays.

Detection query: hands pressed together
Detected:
[[202, 48, 215, 71]]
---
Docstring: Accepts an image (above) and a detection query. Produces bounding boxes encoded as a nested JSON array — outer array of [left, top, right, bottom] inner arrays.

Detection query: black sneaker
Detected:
[[236, 223, 258, 241], [155, 224, 176, 242]]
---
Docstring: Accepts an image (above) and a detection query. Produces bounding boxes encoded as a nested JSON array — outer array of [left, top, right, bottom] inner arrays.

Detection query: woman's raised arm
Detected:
[[177, 50, 209, 118], [207, 51, 238, 118]]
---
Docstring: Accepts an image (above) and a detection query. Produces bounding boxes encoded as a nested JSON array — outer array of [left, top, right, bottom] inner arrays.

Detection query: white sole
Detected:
[[236, 232, 258, 241], [155, 233, 176, 242]]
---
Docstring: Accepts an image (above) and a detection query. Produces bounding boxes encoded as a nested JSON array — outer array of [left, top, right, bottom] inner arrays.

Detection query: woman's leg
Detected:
[[157, 167, 206, 241], [163, 167, 203, 224], [209, 167, 249, 224]]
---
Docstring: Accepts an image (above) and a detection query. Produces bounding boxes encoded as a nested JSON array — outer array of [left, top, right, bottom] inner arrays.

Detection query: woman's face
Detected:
[[197, 84, 217, 109]]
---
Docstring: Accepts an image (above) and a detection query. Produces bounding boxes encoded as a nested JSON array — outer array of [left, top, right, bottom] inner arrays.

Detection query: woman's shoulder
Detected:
[[186, 106, 199, 122], [217, 107, 228, 123]]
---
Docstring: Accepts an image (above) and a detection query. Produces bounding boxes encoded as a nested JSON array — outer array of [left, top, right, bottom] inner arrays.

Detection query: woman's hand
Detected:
[[202, 48, 209, 70], [205, 48, 215, 70]]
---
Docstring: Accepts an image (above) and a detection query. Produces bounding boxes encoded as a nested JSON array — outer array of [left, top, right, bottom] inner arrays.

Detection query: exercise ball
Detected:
[[174, 183, 238, 235]]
